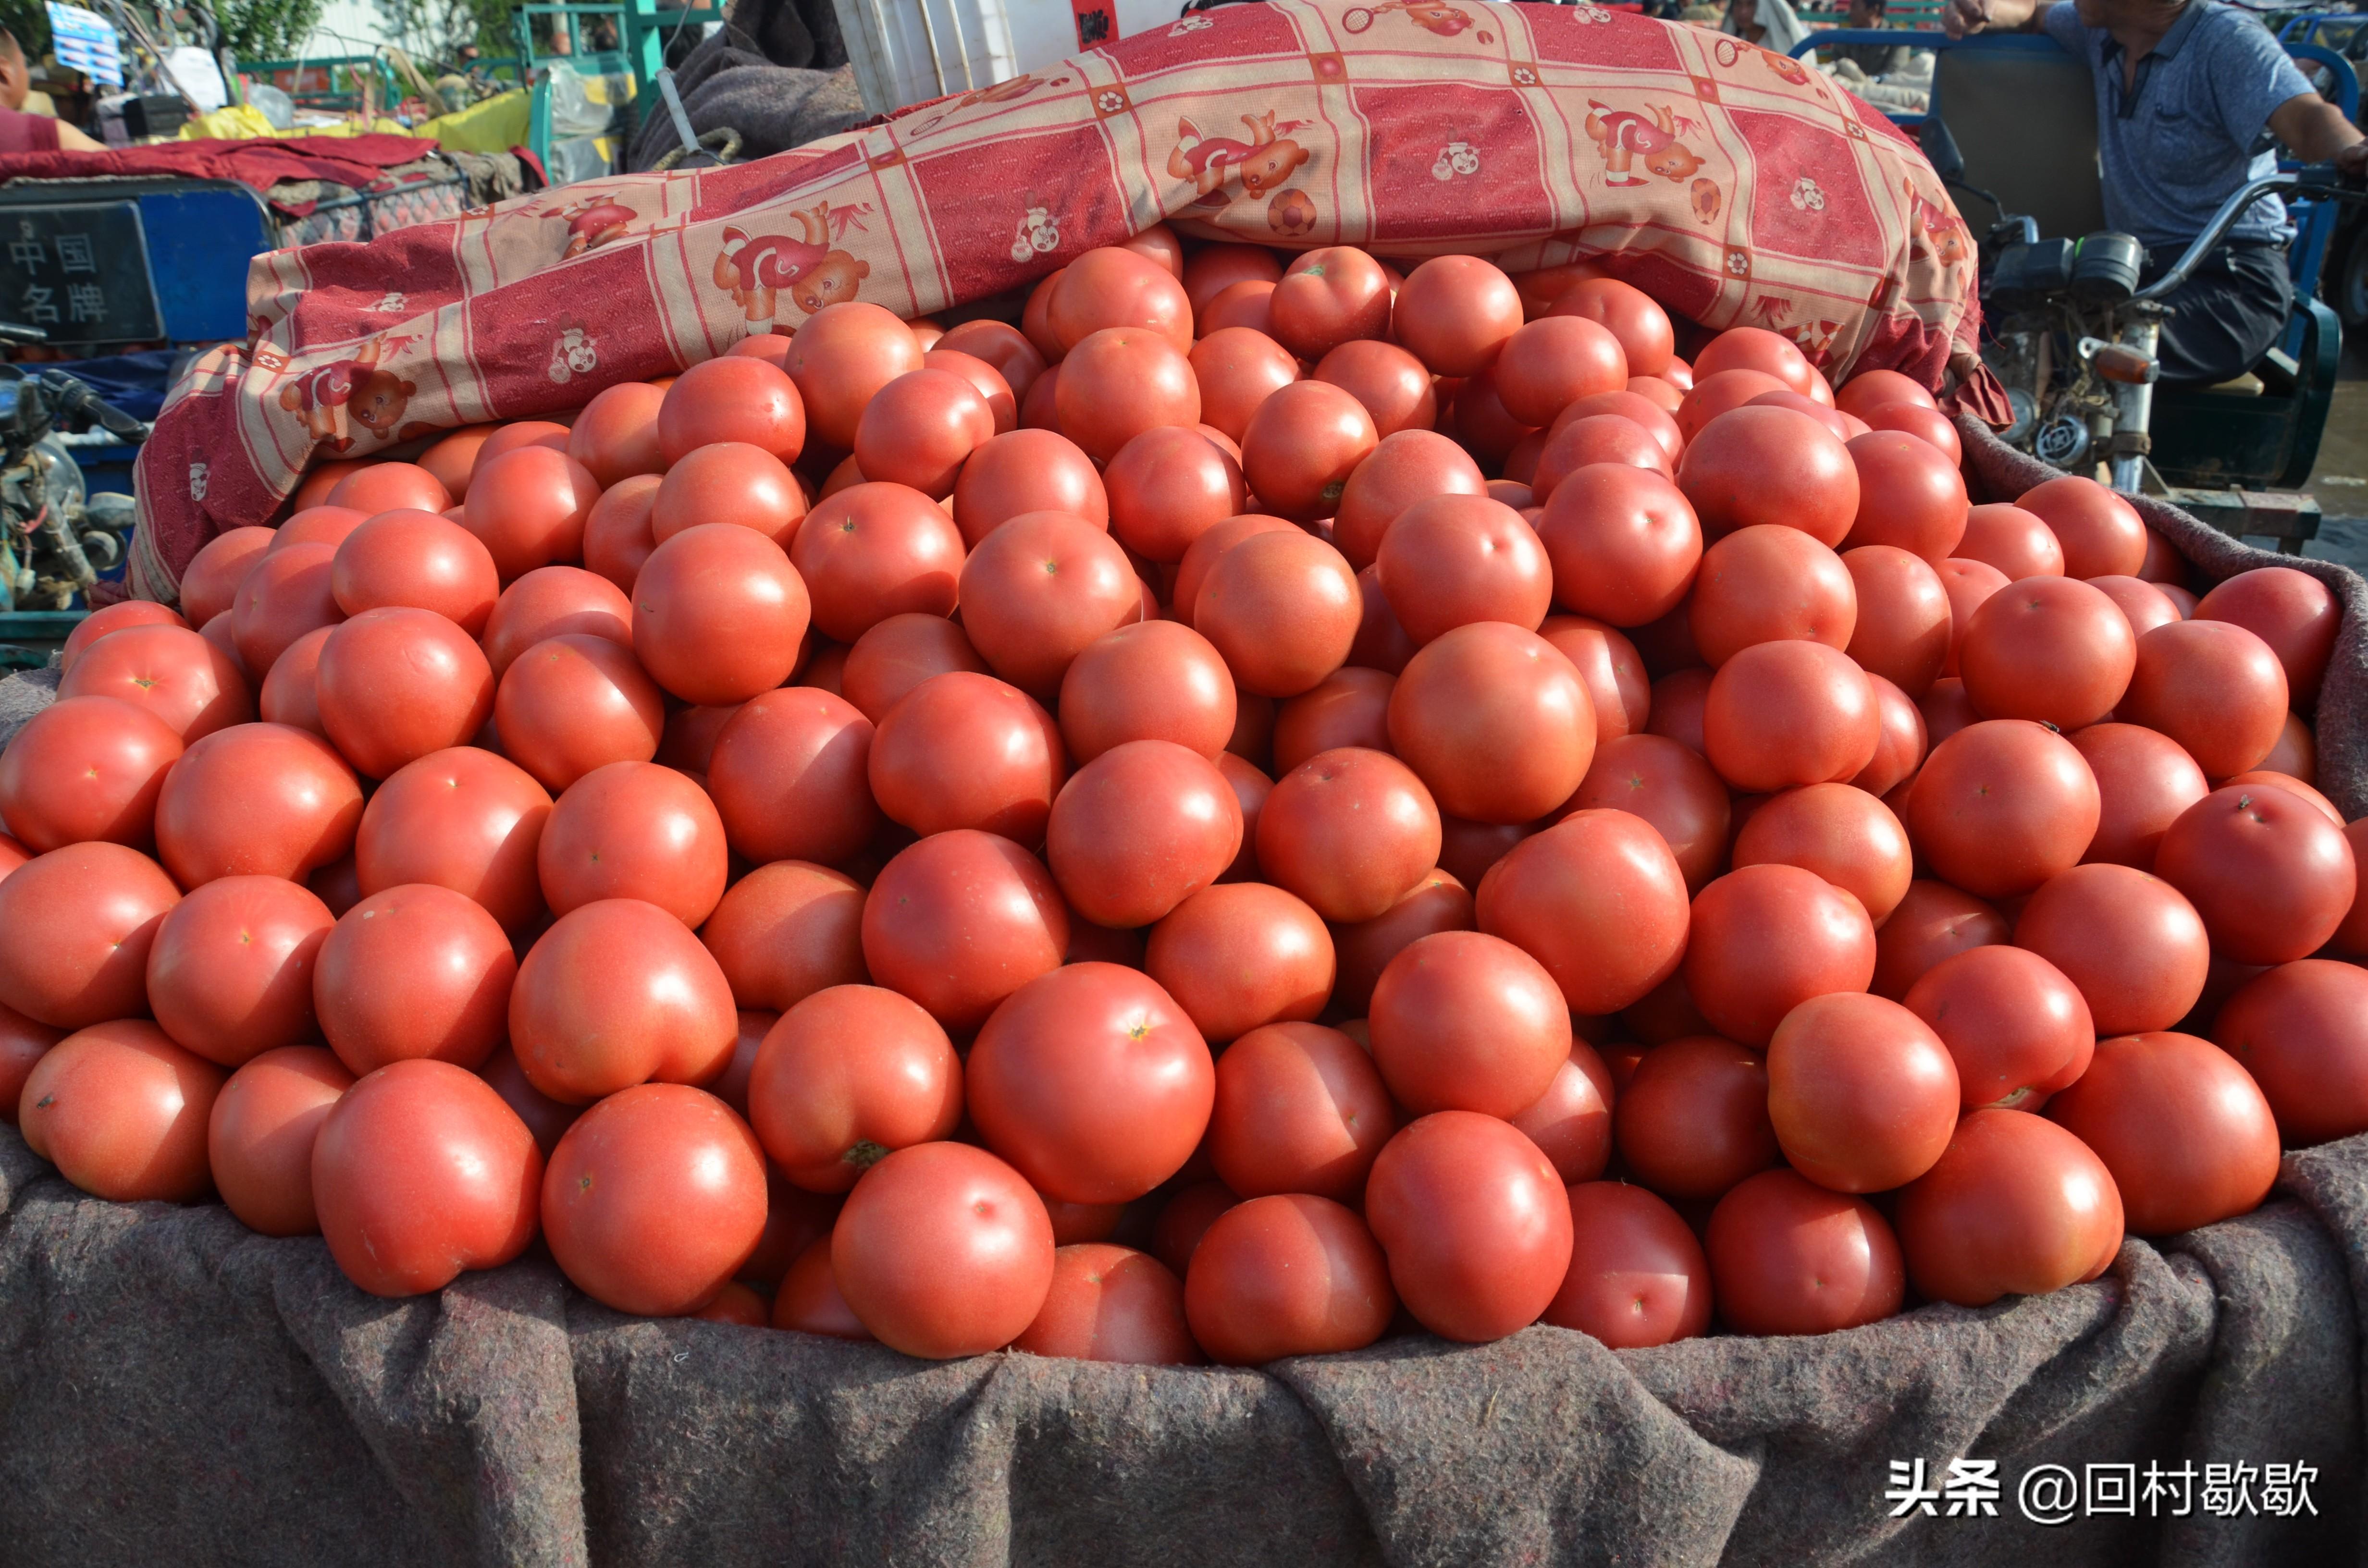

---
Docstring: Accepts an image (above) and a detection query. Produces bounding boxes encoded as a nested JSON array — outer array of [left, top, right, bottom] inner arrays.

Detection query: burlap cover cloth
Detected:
[[128, 0, 1992, 600]]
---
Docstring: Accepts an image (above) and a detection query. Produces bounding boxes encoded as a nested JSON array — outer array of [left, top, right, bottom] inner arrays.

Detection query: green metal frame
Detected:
[[247, 54, 407, 113], [513, 0, 729, 97], [2148, 296, 2345, 491], [0, 610, 85, 668]]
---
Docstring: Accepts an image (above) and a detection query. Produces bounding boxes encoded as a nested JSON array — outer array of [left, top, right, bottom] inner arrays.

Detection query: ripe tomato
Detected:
[[1850, 674, 1926, 797], [744, 984, 959, 1193], [966, 962, 1212, 1204], [1365, 1111, 1573, 1342], [1683, 863, 1875, 1046], [462, 447, 601, 582], [231, 540, 341, 676], [1254, 747, 1440, 922], [19, 1020, 221, 1200], [2045, 1030, 2279, 1235], [705, 687, 882, 867], [1200, 279, 1276, 336], [329, 509, 501, 636], [1214, 752, 1274, 882], [1204, 1021, 1394, 1201], [2118, 620, 2289, 780], [1872, 879, 2007, 999], [1144, 881, 1335, 1042], [315, 607, 495, 779], [542, 1082, 768, 1315], [1831, 546, 1947, 700], [323, 460, 450, 517], [416, 424, 496, 500], [314, 883, 514, 1076], [562, 381, 666, 488], [923, 348, 1017, 433], [145, 875, 332, 1067], [59, 625, 244, 750], [1013, 1244, 1200, 1364], [938, 319, 1048, 403], [631, 523, 811, 705], [0, 1003, 59, 1123], [1955, 503, 2065, 582], [510, 897, 738, 1102], [1917, 676, 1980, 752], [1702, 640, 1878, 792], [1678, 406, 1859, 546], [789, 481, 964, 643], [2215, 959, 2368, 1146], [1705, 1168, 1905, 1335], [1544, 1180, 1710, 1346], [2155, 782, 2355, 963], [1311, 340, 1437, 440], [784, 302, 920, 450], [1731, 782, 1912, 924], [312, 1058, 543, 1296], [536, 761, 727, 927], [1172, 514, 1294, 627], [1492, 315, 1628, 426], [649, 441, 808, 548], [1187, 327, 1298, 444], [1057, 620, 1235, 765], [1904, 721, 2099, 898], [1239, 380, 1379, 524], [860, 831, 1069, 1029], [2014, 475, 2145, 579], [2194, 565, 2337, 710], [699, 860, 865, 1015], [492, 634, 665, 792], [773, 1237, 870, 1337], [1273, 668, 1394, 773], [1532, 465, 1703, 629], [1184, 243, 1283, 318], [1546, 278, 1675, 378], [478, 1041, 581, 1155], [207, 1045, 353, 1235], [481, 564, 633, 676], [841, 613, 987, 723], [1688, 524, 1857, 667], [1348, 564, 1420, 675], [1183, 1192, 1393, 1363], [1045, 740, 1241, 929], [1476, 808, 1690, 1013], [1369, 930, 1571, 1117], [1834, 368, 1936, 420], [1375, 496, 1552, 645], [950, 428, 1109, 546], [1895, 1108, 2121, 1307], [355, 746, 549, 931], [1055, 328, 1200, 463], [1765, 992, 1958, 1193], [1332, 430, 1486, 571], [958, 512, 1140, 697], [1047, 246, 1192, 349], [1389, 622, 1595, 822], [2014, 862, 2209, 1034], [1567, 733, 1730, 892], [1695, 327, 1815, 393], [180, 527, 275, 626], [1269, 247, 1392, 361], [1389, 255, 1521, 375], [2067, 722, 2208, 870], [1841, 432, 1967, 562], [0, 696, 183, 852], [1196, 528, 1363, 698], [1935, 556, 2010, 677], [867, 671, 1061, 843], [248, 619, 324, 731], [155, 722, 363, 887], [851, 370, 995, 498], [1902, 943, 2093, 1110], [1957, 576, 2135, 732], [1508, 1040, 1616, 1183], [1530, 416, 1672, 504], [833, 1140, 1054, 1356], [1103, 430, 1245, 570]]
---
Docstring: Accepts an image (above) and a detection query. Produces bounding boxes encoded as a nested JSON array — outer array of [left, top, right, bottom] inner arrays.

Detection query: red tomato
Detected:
[[292, 461, 370, 510], [1675, 369, 1789, 444], [536, 761, 726, 927], [938, 319, 1049, 403], [2044, 1031, 2279, 1234], [1904, 721, 2099, 898], [2154, 782, 2355, 963], [1705, 1168, 1904, 1335], [0, 696, 182, 852], [240, 626, 319, 733], [2194, 565, 2338, 710], [1544, 617, 1653, 744], [19, 1019, 220, 1200], [1895, 1108, 2121, 1306], [851, 370, 995, 498], [1199, 279, 1276, 337], [923, 348, 1017, 433], [1492, 316, 1628, 427], [1683, 863, 1876, 1047], [492, 634, 665, 792], [1368, 930, 1570, 1118], [1915, 673, 1975, 750], [180, 527, 276, 627], [1532, 465, 1703, 629], [1214, 752, 1274, 881], [1475, 808, 1690, 1014], [321, 461, 447, 518], [1528, 415, 1672, 502], [417, 425, 496, 500], [1872, 879, 2007, 1000], [1955, 503, 2064, 581], [328, 509, 501, 636], [699, 686, 878, 867], [1546, 278, 1675, 378], [1544, 1181, 1710, 1346], [1172, 514, 1294, 629], [958, 512, 1140, 698], [311, 1058, 543, 1296], [1389, 622, 1595, 823], [2014, 862, 2209, 1034], [1346, 564, 1420, 676], [1332, 430, 1486, 571], [1103, 427, 1246, 566], [1833, 545, 1947, 699], [1749, 387, 1854, 442], [772, 1237, 870, 1337], [2215, 959, 2368, 1145], [860, 831, 1068, 1029], [631, 524, 811, 705], [1365, 1110, 1573, 1342], [1702, 639, 1879, 793], [481, 564, 632, 677], [1183, 1192, 1393, 1363], [509, 897, 738, 1102], [966, 962, 1211, 1204], [1841, 431, 1968, 562], [867, 671, 1061, 843], [59, 600, 187, 675], [1045, 740, 1241, 929], [557, 382, 663, 488], [833, 1140, 1055, 1356], [1254, 747, 1440, 922], [1765, 992, 1958, 1193], [1375, 496, 1552, 646], [207, 1045, 353, 1235], [542, 1082, 768, 1315], [354, 746, 549, 931], [231, 540, 342, 676], [1012, 1244, 1199, 1364], [1695, 327, 1815, 393], [950, 428, 1109, 547], [699, 860, 865, 1015], [315, 607, 495, 779], [1143, 880, 1334, 1043], [1388, 255, 1521, 375], [1688, 523, 1856, 668], [1508, 1039, 1615, 1182], [1904, 944, 2094, 1110], [1057, 620, 1235, 764], [155, 722, 362, 887], [1187, 327, 1298, 444], [1934, 556, 2010, 678], [2118, 619, 2289, 780], [479, 1041, 583, 1155], [784, 302, 918, 450], [1204, 1022, 1394, 1201], [1196, 528, 1362, 698], [0, 1003, 59, 1123], [649, 441, 807, 548], [1731, 782, 1912, 924], [1308, 340, 1433, 441], [1850, 673, 1926, 797], [1567, 733, 1730, 892], [841, 613, 987, 723], [744, 984, 959, 1191], [1269, 247, 1392, 361], [1677, 406, 1859, 547], [145, 874, 331, 1067], [1239, 380, 1379, 524], [1047, 246, 1193, 350], [1863, 400, 1962, 461], [478, 422, 569, 473], [1957, 576, 2135, 732], [1834, 368, 1936, 420], [1055, 328, 1200, 463], [790, 481, 963, 642], [1272, 667, 1393, 774], [314, 883, 514, 1075], [2016, 475, 2145, 579], [461, 447, 601, 582], [1184, 243, 1283, 318], [1327, 865, 1467, 1004], [2067, 722, 2209, 870]]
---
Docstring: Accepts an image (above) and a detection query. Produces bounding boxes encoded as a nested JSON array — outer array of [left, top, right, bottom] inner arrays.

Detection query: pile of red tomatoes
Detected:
[[0, 226, 2358, 1368]]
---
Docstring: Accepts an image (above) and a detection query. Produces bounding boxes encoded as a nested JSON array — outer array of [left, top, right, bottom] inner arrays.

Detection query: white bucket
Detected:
[[831, 0, 1186, 114]]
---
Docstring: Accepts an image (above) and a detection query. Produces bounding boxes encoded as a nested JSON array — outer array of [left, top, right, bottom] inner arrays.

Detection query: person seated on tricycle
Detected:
[[1945, 0, 2367, 386]]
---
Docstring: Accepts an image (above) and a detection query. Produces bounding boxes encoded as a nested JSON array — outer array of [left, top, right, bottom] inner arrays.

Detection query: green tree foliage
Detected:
[[215, 0, 331, 61]]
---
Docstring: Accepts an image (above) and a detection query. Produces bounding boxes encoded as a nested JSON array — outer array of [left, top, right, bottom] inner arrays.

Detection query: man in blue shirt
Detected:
[[1945, 0, 2366, 384]]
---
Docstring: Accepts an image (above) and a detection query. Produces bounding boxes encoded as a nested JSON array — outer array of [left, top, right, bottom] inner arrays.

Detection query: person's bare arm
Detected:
[[2268, 91, 2368, 176], [53, 120, 101, 152], [1943, 0, 2045, 38]]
